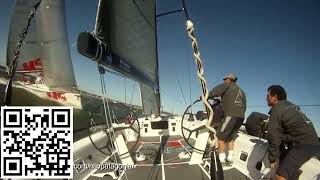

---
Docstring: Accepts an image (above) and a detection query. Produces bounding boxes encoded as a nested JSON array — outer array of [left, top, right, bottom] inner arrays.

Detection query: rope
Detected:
[[3, 0, 42, 105], [185, 20, 217, 148]]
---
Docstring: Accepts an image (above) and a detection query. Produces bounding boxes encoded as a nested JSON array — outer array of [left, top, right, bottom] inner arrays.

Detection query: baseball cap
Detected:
[[223, 73, 237, 81]]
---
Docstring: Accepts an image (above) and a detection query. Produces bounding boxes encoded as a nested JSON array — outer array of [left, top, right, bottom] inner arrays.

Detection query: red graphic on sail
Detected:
[[47, 92, 67, 101], [19, 58, 43, 83], [22, 58, 42, 71]]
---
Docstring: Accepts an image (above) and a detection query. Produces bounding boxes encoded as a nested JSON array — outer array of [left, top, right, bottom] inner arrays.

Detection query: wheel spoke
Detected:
[[130, 127, 139, 133], [182, 126, 191, 132], [113, 126, 129, 131], [187, 131, 192, 141]]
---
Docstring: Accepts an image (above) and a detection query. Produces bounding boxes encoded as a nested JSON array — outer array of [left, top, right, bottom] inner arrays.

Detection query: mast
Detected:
[[154, 0, 161, 115]]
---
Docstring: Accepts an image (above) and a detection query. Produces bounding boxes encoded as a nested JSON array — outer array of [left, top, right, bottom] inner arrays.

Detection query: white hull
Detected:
[[0, 78, 82, 109]]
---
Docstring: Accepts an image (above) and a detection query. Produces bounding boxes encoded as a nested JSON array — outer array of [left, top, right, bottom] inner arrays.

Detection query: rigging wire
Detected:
[[129, 82, 136, 105], [98, 66, 130, 178], [187, 48, 192, 112], [71, 42, 77, 47], [172, 23, 195, 114], [124, 78, 127, 104], [98, 66, 117, 155], [97, 66, 141, 180], [98, 67, 124, 172], [176, 75, 188, 107], [100, 75, 119, 155], [182, 22, 194, 113], [157, 9, 184, 18]]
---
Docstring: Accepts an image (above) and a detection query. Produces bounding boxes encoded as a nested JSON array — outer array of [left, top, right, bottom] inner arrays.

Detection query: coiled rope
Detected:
[[185, 20, 217, 149]]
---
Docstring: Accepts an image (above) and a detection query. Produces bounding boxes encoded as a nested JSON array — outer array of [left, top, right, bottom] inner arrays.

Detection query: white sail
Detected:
[[7, 0, 77, 92], [7, 0, 41, 82], [5, 0, 81, 109]]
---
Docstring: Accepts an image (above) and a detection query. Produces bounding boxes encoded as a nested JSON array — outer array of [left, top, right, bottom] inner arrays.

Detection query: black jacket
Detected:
[[267, 100, 319, 162], [209, 82, 246, 118]]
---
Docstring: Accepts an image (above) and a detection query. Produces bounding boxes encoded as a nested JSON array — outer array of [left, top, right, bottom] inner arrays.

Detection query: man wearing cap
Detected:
[[207, 73, 246, 165]]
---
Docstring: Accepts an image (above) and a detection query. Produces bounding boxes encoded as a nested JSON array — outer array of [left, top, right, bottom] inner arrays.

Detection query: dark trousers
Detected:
[[277, 144, 320, 180]]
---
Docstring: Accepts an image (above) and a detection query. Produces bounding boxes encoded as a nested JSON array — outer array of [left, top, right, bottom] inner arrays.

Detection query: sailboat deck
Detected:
[[86, 136, 248, 180], [133, 136, 191, 165], [0, 84, 251, 179]]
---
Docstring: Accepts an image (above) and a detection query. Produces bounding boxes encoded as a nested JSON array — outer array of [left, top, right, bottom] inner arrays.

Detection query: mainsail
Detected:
[[78, 0, 160, 115], [7, 0, 77, 92]]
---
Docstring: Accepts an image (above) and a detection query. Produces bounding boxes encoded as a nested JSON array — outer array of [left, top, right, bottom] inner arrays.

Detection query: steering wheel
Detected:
[[181, 98, 220, 152], [110, 113, 141, 156], [88, 103, 141, 157]]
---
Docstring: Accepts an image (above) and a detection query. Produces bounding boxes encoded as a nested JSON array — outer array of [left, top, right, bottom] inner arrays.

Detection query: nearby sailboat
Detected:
[[1, 0, 82, 109]]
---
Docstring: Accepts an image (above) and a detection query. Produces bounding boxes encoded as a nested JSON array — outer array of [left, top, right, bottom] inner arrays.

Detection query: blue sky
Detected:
[[1, 0, 319, 135]]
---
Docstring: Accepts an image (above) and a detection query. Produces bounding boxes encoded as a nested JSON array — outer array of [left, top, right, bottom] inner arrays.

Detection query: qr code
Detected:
[[0, 106, 73, 179]]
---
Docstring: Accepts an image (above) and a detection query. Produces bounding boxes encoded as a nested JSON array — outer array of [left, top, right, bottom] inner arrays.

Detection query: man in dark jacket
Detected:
[[266, 85, 320, 180], [208, 73, 246, 164]]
